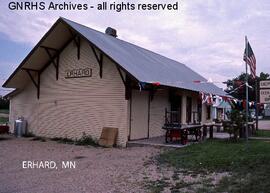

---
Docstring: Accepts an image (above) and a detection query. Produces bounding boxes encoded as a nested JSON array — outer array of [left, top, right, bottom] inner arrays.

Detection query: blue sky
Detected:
[[0, 32, 31, 94], [0, 32, 30, 74], [1, 0, 270, 95]]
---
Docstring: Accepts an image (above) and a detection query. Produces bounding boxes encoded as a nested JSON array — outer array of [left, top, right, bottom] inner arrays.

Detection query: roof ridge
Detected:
[[60, 17, 202, 76]]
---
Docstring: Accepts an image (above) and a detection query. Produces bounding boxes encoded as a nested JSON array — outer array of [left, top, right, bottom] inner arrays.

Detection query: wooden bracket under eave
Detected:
[[115, 66, 132, 100], [22, 68, 40, 99], [149, 89, 156, 101], [74, 36, 81, 60], [67, 29, 81, 60], [40, 46, 60, 80], [90, 45, 103, 78], [125, 76, 132, 100]]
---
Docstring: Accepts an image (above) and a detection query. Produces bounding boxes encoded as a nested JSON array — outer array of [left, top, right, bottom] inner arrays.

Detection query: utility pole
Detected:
[[255, 79, 259, 130], [245, 36, 249, 141]]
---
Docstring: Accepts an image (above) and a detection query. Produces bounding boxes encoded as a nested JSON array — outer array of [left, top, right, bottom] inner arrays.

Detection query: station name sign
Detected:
[[65, 68, 92, 79], [260, 80, 270, 104], [260, 89, 270, 103], [260, 80, 270, 89]]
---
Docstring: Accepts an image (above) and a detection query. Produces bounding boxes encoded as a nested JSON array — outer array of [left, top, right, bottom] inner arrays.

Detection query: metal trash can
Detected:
[[14, 117, 27, 137]]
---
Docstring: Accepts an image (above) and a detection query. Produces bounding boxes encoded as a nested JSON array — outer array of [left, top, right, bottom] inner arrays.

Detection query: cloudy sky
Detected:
[[0, 0, 270, 95]]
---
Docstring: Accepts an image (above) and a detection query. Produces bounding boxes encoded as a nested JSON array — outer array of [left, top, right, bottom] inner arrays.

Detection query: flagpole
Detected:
[[245, 36, 249, 141]]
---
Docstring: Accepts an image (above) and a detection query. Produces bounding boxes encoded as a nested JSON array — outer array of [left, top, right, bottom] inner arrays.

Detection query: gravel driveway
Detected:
[[0, 136, 160, 193]]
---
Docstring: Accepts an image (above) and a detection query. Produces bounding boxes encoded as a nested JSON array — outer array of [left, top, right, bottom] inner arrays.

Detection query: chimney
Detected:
[[105, 27, 117, 37]]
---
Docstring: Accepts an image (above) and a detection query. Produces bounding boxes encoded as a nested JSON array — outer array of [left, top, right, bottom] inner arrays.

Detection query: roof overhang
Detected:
[[2, 18, 75, 88], [2, 17, 138, 90], [3, 89, 19, 99]]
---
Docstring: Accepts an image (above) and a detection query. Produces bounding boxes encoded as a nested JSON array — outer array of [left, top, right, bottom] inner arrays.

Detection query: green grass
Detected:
[[144, 178, 170, 193], [0, 109, 9, 114], [254, 130, 270, 137], [51, 133, 99, 146], [0, 109, 9, 124], [0, 117, 8, 124], [170, 180, 198, 191], [158, 140, 270, 193]]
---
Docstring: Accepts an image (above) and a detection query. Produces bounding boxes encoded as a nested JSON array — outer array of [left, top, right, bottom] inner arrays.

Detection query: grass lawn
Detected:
[[0, 117, 9, 124], [158, 140, 270, 193], [254, 130, 270, 137], [0, 109, 9, 114]]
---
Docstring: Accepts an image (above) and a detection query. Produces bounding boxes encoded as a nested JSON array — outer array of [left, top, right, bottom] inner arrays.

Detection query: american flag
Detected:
[[243, 38, 256, 79]]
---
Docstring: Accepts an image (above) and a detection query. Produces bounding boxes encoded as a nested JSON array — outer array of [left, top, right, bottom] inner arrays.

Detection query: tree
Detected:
[[224, 72, 270, 101], [0, 97, 9, 109], [226, 109, 245, 140]]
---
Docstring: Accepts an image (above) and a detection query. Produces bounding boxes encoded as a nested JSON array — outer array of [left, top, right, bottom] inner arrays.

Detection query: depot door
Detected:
[[130, 90, 149, 140]]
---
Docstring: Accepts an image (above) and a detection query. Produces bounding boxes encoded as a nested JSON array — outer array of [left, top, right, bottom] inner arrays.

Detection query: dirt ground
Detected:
[[0, 135, 230, 193], [0, 135, 161, 193]]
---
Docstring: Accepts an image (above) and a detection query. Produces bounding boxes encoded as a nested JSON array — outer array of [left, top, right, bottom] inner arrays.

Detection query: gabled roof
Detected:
[[3, 17, 227, 96]]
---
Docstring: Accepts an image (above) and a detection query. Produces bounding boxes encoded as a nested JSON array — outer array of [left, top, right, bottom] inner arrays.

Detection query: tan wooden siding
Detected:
[[202, 103, 212, 123], [9, 39, 128, 146], [9, 99, 14, 132], [130, 90, 149, 140], [9, 81, 39, 134], [149, 89, 169, 137]]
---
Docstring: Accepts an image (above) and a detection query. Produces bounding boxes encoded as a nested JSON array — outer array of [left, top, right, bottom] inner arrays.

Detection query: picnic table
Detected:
[[223, 120, 256, 138], [247, 121, 256, 135], [240, 121, 256, 137], [202, 122, 223, 139]]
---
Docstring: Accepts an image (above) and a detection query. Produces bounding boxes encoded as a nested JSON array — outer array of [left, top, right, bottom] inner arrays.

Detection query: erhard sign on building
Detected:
[[260, 80, 270, 89]]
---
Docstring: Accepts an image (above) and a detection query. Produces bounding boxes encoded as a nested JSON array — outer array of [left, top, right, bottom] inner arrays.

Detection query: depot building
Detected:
[[3, 17, 227, 146]]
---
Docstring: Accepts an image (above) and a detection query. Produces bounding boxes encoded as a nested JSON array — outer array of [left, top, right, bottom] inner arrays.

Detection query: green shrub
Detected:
[[0, 117, 8, 124], [226, 109, 245, 140], [75, 132, 98, 147], [50, 133, 98, 147], [31, 136, 46, 142], [51, 136, 74, 144], [22, 132, 35, 138]]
